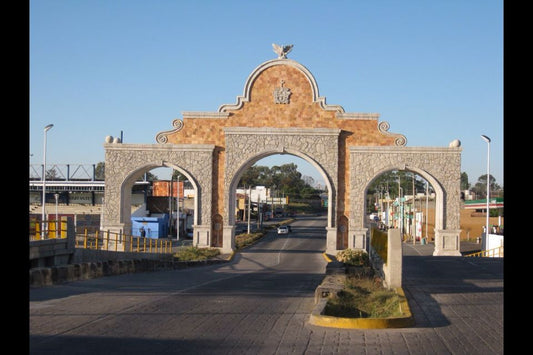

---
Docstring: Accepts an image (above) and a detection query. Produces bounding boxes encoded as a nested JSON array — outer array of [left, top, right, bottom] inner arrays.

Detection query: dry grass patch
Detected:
[[324, 275, 405, 319], [174, 246, 220, 261]]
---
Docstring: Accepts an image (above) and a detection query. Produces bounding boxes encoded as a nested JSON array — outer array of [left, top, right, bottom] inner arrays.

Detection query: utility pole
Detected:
[[412, 173, 415, 244], [256, 192, 261, 230], [425, 180, 429, 240], [177, 174, 180, 241], [247, 186, 251, 234]]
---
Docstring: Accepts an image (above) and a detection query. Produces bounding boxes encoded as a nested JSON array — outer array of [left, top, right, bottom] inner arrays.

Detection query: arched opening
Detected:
[[119, 164, 198, 245], [364, 169, 437, 245], [227, 152, 332, 251]]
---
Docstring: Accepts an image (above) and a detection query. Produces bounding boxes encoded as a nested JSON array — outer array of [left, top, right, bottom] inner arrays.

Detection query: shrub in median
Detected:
[[336, 248, 370, 266], [174, 246, 220, 261]]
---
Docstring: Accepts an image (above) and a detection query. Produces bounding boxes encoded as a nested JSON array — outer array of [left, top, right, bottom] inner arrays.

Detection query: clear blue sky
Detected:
[[30, 0, 503, 188]]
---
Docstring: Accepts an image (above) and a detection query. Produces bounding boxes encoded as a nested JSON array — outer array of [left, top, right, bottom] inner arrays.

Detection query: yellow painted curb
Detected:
[[309, 287, 415, 329], [225, 251, 236, 261], [322, 253, 333, 262]]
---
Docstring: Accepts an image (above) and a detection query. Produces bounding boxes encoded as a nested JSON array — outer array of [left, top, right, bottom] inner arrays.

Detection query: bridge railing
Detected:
[[464, 246, 503, 258]]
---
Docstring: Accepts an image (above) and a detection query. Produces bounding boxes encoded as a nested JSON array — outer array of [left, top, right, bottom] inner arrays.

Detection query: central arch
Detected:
[[223, 127, 340, 253]]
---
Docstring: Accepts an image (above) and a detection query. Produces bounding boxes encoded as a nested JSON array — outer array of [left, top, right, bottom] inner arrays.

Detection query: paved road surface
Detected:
[[30, 216, 503, 354]]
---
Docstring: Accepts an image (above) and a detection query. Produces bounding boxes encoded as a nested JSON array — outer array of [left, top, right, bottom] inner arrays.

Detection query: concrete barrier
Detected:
[[29, 255, 233, 288], [369, 228, 402, 289]]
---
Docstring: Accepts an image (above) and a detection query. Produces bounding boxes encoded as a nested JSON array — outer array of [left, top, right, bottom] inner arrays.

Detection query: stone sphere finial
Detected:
[[449, 139, 461, 147]]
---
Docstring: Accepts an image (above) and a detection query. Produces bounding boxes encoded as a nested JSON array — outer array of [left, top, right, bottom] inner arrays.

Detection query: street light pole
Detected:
[[399, 187, 403, 236], [481, 135, 491, 239], [54, 193, 59, 237], [177, 174, 180, 241], [425, 180, 429, 240], [41, 124, 54, 238]]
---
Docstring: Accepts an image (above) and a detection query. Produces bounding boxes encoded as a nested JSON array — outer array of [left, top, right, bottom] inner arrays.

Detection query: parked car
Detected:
[[277, 226, 289, 235]]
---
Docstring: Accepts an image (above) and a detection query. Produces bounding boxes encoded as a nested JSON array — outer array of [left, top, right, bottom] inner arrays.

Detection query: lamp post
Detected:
[[481, 135, 491, 240], [54, 193, 59, 237], [399, 187, 403, 236], [41, 124, 54, 238], [177, 174, 180, 241], [425, 180, 429, 240]]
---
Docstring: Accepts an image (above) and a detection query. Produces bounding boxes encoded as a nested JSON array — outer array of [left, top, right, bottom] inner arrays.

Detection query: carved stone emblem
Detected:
[[273, 80, 291, 104]]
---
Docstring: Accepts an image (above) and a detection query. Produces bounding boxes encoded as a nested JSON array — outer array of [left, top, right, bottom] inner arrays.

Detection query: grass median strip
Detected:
[[324, 275, 405, 319]]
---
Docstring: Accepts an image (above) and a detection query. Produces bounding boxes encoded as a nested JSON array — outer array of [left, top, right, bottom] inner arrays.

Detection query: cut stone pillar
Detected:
[[222, 225, 236, 254], [433, 229, 462, 256], [348, 227, 368, 251], [193, 225, 211, 248], [326, 227, 337, 254]]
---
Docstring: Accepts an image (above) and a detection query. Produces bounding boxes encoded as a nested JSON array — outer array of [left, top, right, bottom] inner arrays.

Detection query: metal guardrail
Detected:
[[464, 246, 503, 258]]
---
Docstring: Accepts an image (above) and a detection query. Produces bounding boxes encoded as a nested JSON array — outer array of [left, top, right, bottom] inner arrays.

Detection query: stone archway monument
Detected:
[[102, 44, 462, 256]]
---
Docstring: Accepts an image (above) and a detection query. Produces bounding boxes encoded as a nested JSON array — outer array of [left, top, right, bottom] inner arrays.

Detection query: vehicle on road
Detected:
[[277, 226, 289, 235]]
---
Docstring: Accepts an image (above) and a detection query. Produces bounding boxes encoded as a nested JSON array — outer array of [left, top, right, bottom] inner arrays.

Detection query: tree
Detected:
[[171, 170, 187, 181], [367, 170, 430, 198], [460, 172, 470, 190], [237, 163, 321, 200], [471, 174, 501, 199], [45, 167, 60, 180], [95, 162, 105, 180]]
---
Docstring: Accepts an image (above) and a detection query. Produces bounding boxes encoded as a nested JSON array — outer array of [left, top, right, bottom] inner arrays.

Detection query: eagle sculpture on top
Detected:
[[272, 43, 293, 59]]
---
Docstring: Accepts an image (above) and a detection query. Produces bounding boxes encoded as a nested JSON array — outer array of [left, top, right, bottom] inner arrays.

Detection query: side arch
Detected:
[[102, 143, 216, 248], [359, 166, 445, 232], [349, 146, 462, 256]]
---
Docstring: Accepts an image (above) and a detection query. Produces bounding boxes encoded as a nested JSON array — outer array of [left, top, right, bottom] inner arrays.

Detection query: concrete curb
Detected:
[[309, 287, 414, 329], [310, 252, 414, 329]]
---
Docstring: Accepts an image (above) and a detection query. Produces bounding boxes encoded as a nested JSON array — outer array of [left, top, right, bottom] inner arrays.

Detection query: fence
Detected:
[[464, 246, 503, 258], [30, 219, 173, 254], [30, 219, 68, 240], [75, 229, 173, 254]]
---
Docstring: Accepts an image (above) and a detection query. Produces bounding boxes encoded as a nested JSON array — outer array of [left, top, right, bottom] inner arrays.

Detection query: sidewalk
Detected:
[[398, 241, 503, 353]]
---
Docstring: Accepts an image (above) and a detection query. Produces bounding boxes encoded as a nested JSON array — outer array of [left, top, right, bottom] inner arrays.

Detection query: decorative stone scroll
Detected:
[[155, 119, 184, 144], [378, 121, 407, 146]]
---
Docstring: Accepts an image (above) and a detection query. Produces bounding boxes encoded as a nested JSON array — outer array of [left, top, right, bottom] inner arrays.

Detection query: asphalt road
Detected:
[[30, 216, 329, 354], [29, 216, 504, 354]]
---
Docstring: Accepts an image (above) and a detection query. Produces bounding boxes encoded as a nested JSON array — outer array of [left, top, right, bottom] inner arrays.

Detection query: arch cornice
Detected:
[[218, 58, 345, 113]]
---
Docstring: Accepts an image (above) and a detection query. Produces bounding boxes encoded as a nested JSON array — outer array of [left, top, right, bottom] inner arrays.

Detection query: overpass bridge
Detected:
[[29, 163, 150, 205]]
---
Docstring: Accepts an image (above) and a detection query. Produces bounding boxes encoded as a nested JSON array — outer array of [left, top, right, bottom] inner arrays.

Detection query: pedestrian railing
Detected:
[[30, 219, 172, 254], [464, 246, 503, 258], [30, 220, 67, 241], [75, 229, 173, 254]]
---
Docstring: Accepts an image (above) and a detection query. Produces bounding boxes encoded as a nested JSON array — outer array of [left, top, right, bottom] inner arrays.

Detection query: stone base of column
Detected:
[[433, 229, 462, 256], [325, 227, 338, 255], [348, 228, 368, 251], [193, 225, 211, 248], [221, 225, 236, 254]]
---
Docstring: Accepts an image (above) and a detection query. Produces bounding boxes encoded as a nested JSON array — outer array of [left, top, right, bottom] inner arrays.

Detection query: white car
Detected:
[[277, 226, 289, 235]]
